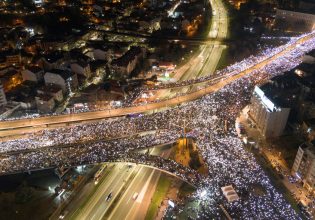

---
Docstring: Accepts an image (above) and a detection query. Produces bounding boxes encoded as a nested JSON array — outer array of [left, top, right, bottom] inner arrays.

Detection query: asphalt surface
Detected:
[[0, 0, 230, 138], [73, 163, 136, 220], [64, 147, 169, 220], [0, 32, 311, 137], [1, 1, 313, 143]]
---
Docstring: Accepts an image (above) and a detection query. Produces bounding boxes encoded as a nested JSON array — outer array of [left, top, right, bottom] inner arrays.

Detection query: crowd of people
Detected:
[[1, 31, 315, 219]]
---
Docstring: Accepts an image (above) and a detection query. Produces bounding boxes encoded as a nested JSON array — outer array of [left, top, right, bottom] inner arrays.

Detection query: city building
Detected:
[[35, 94, 55, 113], [301, 118, 315, 141], [37, 85, 64, 102], [0, 102, 21, 120], [292, 141, 315, 192], [6, 53, 21, 66], [275, 9, 315, 32], [33, 0, 44, 7], [0, 57, 6, 69], [0, 83, 7, 106], [70, 61, 92, 78], [111, 46, 145, 77], [0, 50, 22, 68], [302, 52, 315, 64], [249, 85, 290, 138], [90, 60, 107, 77], [39, 51, 65, 71], [44, 69, 78, 94], [21, 66, 44, 82]]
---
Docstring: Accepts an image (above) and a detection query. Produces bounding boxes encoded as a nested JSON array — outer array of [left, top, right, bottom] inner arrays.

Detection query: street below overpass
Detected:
[[62, 146, 174, 220]]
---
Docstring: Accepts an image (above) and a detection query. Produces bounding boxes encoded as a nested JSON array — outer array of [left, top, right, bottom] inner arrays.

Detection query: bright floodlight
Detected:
[[168, 200, 175, 208], [200, 190, 207, 197]]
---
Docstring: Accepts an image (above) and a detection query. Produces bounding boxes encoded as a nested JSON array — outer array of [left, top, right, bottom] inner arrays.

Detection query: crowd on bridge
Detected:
[[1, 32, 315, 219]]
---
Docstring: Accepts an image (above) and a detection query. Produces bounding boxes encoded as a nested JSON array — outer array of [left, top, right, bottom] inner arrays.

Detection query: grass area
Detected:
[[145, 175, 172, 220], [173, 138, 208, 175]]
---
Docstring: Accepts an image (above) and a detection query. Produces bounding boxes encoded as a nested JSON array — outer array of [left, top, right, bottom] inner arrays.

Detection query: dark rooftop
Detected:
[[260, 71, 301, 108], [111, 46, 143, 67], [47, 69, 74, 80]]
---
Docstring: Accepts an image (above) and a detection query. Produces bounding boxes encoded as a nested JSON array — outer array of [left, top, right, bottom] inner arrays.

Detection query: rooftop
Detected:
[[111, 46, 143, 67], [259, 71, 300, 108], [38, 85, 62, 94], [46, 69, 74, 80], [36, 94, 54, 102], [27, 65, 43, 73]]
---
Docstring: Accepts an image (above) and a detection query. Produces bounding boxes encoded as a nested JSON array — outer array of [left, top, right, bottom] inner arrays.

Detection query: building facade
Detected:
[[292, 142, 315, 192], [249, 86, 290, 138], [111, 47, 145, 77], [276, 9, 315, 32], [70, 62, 92, 78], [44, 69, 78, 94], [0, 83, 7, 106], [35, 94, 55, 113], [21, 66, 44, 82]]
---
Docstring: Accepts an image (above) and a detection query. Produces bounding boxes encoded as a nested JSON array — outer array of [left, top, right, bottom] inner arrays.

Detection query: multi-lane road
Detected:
[[0, 29, 314, 139], [74, 163, 133, 220], [72, 5, 229, 218], [156, 0, 228, 99], [0, 0, 229, 138], [107, 166, 161, 220], [64, 147, 171, 220]]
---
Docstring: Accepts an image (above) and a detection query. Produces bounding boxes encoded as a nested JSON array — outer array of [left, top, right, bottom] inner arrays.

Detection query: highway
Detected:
[[155, 0, 228, 99], [107, 166, 161, 220], [74, 163, 135, 220], [0, 30, 313, 139], [0, 0, 229, 138], [64, 147, 171, 220]]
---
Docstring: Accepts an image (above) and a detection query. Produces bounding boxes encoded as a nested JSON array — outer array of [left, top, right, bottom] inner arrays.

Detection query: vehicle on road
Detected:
[[59, 211, 69, 219], [106, 192, 113, 201], [132, 192, 139, 200]]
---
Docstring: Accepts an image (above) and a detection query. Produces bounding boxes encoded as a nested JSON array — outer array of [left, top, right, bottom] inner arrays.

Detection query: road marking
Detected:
[[136, 170, 155, 203]]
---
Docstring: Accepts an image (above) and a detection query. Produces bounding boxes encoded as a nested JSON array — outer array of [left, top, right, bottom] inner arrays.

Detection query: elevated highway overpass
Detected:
[[0, 152, 202, 187], [0, 31, 314, 138]]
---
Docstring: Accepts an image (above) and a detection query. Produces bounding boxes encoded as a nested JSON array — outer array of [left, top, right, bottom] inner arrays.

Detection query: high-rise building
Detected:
[[275, 9, 315, 32], [249, 86, 290, 138], [0, 83, 7, 107], [292, 141, 315, 192]]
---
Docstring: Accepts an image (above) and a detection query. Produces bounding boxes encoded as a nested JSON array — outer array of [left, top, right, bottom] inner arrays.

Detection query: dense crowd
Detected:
[[3, 31, 315, 120], [0, 32, 315, 219]]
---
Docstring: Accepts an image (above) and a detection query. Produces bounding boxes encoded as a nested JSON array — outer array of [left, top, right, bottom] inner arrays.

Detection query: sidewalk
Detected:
[[236, 106, 315, 217]]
